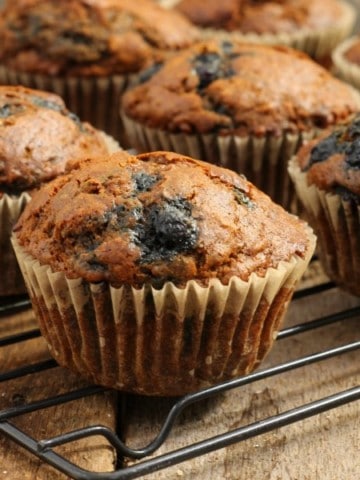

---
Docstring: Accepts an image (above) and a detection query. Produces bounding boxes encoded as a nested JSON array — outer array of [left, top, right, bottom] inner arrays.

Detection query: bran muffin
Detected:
[[0, 0, 200, 144], [121, 40, 360, 208], [288, 114, 360, 296], [13, 150, 315, 395], [0, 85, 117, 296], [174, 0, 356, 63]]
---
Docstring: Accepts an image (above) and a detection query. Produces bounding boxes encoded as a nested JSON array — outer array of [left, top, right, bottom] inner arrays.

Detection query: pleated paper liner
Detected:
[[288, 157, 360, 296], [12, 228, 315, 396], [0, 67, 139, 148], [0, 193, 30, 296], [332, 36, 360, 90]]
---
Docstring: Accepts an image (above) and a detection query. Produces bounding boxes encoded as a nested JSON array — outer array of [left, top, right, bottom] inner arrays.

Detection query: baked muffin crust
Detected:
[[0, 85, 110, 193], [176, 0, 350, 34], [0, 0, 200, 76], [122, 41, 360, 137], [15, 150, 312, 287]]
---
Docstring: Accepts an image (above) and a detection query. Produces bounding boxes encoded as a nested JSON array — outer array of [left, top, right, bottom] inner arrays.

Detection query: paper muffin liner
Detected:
[[122, 113, 319, 210], [12, 230, 315, 396], [176, 0, 356, 61], [0, 193, 31, 296], [332, 36, 360, 90], [0, 66, 139, 148], [288, 156, 360, 296]]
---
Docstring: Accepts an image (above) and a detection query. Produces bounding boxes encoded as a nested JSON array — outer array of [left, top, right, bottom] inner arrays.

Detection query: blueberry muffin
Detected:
[[0, 0, 200, 144], [174, 0, 356, 63], [288, 114, 360, 296], [13, 150, 315, 395], [0, 85, 116, 296], [121, 40, 360, 208]]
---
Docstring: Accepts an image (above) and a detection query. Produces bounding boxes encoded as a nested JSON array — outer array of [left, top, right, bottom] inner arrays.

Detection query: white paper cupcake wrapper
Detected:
[[288, 157, 360, 296], [0, 193, 31, 295], [332, 35, 360, 90], [122, 112, 319, 210], [0, 66, 138, 147], [12, 230, 315, 396]]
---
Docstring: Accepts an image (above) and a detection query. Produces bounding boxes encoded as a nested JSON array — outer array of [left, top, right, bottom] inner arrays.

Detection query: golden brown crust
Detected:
[[122, 40, 360, 137], [0, 0, 200, 76], [0, 85, 110, 192], [14, 150, 312, 287], [176, 0, 350, 34]]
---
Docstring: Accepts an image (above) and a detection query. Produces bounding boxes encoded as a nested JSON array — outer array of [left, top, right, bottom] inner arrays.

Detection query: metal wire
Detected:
[[0, 282, 359, 479]]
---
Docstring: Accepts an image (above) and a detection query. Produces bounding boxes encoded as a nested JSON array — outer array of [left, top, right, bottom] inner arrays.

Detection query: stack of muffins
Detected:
[[0, 0, 359, 397]]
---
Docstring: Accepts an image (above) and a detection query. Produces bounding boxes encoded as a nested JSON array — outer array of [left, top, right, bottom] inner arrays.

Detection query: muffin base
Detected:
[[0, 193, 30, 296], [12, 230, 315, 396], [288, 157, 360, 296]]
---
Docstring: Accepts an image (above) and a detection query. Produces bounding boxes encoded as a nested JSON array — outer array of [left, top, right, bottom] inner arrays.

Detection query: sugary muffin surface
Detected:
[[15, 150, 312, 287], [296, 115, 360, 202], [0, 0, 199, 76], [0, 85, 110, 193], [176, 0, 349, 34], [122, 41, 360, 137]]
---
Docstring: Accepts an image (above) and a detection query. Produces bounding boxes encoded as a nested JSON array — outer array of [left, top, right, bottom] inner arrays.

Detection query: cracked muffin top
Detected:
[[295, 114, 360, 203], [121, 40, 360, 137], [0, 0, 200, 76], [14, 150, 313, 288], [0, 85, 111, 194], [175, 0, 351, 35]]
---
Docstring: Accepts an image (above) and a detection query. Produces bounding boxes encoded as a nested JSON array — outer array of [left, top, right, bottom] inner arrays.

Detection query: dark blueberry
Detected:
[[61, 30, 93, 45], [347, 117, 360, 138], [220, 40, 245, 59], [192, 52, 235, 90], [31, 95, 86, 131], [104, 204, 128, 231], [333, 185, 360, 205], [308, 132, 346, 168], [138, 63, 164, 83], [233, 187, 255, 209], [221, 41, 234, 56], [213, 103, 230, 116], [133, 198, 198, 262], [344, 137, 360, 170], [31, 95, 63, 112], [132, 172, 161, 192], [0, 103, 25, 118]]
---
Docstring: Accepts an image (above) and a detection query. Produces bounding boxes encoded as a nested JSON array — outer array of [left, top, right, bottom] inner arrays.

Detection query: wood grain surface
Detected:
[[0, 307, 118, 480], [123, 285, 360, 480]]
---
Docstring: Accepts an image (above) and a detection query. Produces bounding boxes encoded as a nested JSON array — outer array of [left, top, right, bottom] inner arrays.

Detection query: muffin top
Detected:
[[175, 0, 351, 35], [122, 40, 360, 137], [0, 85, 111, 194], [14, 150, 313, 288], [296, 114, 360, 202], [0, 0, 200, 76]]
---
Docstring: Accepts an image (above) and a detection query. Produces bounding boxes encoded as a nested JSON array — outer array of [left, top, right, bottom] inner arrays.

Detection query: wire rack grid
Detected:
[[0, 281, 360, 479]]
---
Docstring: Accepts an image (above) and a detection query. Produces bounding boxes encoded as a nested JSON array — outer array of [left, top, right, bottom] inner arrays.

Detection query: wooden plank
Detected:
[[123, 285, 360, 479], [0, 305, 118, 479]]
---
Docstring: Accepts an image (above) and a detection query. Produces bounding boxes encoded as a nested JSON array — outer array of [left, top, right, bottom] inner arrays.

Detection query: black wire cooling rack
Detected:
[[0, 281, 360, 480]]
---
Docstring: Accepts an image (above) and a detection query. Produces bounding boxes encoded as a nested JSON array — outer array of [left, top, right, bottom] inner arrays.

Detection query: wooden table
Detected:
[[0, 263, 359, 480]]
